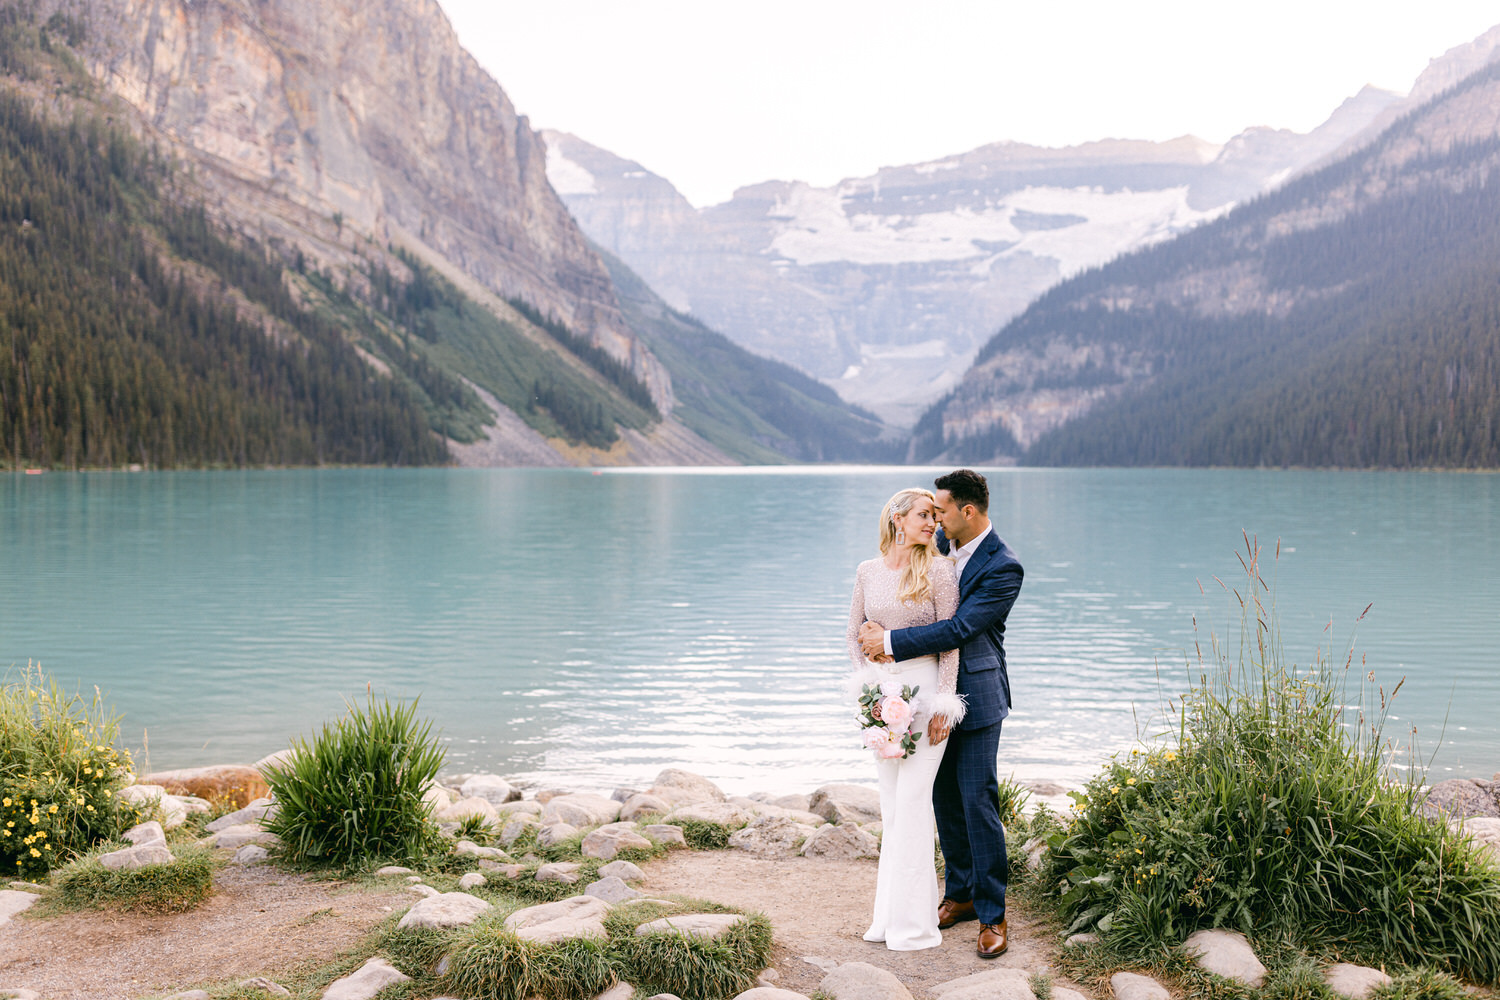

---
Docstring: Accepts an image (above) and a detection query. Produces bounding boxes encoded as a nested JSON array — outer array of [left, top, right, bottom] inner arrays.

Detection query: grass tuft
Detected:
[[1035, 537, 1500, 985], [677, 820, 734, 851], [612, 910, 773, 1000], [262, 693, 446, 870], [51, 844, 216, 912]]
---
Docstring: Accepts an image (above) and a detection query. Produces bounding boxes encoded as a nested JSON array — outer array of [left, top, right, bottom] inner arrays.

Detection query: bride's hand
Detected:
[[927, 715, 952, 745], [858, 621, 890, 661]]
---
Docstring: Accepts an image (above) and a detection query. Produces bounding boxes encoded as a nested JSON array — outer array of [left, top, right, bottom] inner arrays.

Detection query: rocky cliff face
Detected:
[[51, 0, 673, 409], [544, 86, 1401, 428]]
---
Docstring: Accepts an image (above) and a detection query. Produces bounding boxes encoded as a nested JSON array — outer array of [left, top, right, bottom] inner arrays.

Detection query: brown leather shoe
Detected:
[[937, 897, 977, 929], [977, 920, 1008, 958]]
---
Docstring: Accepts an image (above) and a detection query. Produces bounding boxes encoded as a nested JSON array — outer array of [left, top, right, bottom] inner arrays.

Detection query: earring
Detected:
[[894, 526, 906, 545]]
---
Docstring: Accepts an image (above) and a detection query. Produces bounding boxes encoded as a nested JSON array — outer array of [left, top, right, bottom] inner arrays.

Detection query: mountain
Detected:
[[2, 0, 883, 468], [910, 54, 1500, 468], [542, 87, 1400, 427]]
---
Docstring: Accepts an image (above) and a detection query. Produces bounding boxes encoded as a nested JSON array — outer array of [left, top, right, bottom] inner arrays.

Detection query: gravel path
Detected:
[[0, 865, 407, 1000]]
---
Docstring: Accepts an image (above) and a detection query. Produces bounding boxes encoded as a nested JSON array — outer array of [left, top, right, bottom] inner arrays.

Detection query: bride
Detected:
[[845, 487, 964, 951]]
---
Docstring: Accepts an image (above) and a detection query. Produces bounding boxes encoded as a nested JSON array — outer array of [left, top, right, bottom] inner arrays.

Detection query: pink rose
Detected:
[[862, 728, 890, 752], [877, 735, 908, 759], [879, 695, 913, 732]]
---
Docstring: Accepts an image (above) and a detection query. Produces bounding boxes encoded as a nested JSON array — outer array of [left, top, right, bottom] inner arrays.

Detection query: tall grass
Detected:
[[263, 693, 445, 869], [1039, 537, 1500, 984], [0, 665, 136, 877]]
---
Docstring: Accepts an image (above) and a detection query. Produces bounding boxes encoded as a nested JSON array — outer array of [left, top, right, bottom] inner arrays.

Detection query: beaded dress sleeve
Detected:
[[926, 558, 966, 723]]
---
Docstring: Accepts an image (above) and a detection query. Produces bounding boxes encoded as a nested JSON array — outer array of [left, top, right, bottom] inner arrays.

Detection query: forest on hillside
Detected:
[[916, 66, 1500, 470]]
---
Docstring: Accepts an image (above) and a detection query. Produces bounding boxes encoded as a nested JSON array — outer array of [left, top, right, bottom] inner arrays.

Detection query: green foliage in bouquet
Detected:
[[263, 693, 446, 869], [0, 667, 136, 877], [1036, 538, 1500, 984], [858, 682, 920, 758]]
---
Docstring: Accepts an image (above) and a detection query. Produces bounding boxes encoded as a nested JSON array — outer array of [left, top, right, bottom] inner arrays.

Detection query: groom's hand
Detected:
[[858, 622, 891, 662], [927, 716, 953, 745]]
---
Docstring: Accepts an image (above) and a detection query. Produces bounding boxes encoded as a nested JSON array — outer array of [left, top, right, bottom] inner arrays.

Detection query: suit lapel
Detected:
[[959, 530, 1001, 596]]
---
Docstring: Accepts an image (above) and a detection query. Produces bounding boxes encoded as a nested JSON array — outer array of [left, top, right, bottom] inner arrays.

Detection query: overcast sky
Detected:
[[438, 1, 1500, 207]]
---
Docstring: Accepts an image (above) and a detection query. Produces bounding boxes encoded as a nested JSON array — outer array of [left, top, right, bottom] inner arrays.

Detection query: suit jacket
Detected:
[[889, 528, 1022, 730]]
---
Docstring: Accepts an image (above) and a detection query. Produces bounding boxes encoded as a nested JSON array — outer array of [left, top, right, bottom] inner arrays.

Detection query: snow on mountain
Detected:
[[543, 88, 1401, 428]]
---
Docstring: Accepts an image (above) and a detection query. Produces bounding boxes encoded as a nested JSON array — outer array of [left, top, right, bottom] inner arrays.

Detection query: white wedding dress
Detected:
[[846, 557, 963, 951]]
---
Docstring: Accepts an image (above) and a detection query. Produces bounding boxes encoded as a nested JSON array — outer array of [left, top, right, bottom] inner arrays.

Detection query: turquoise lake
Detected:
[[2, 468, 1496, 795]]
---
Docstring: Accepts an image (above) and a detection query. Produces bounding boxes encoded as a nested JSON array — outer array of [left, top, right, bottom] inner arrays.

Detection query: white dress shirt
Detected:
[[884, 526, 992, 656]]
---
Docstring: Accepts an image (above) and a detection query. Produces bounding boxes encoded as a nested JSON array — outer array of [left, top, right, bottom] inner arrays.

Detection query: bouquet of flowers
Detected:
[[857, 682, 921, 760]]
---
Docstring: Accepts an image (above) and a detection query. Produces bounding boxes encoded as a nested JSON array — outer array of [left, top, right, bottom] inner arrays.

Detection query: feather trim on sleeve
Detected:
[[921, 691, 968, 725]]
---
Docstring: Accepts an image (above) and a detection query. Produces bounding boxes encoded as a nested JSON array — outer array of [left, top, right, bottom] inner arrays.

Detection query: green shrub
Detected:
[[52, 844, 216, 912], [678, 820, 734, 851], [263, 694, 446, 869], [0, 666, 136, 877], [997, 774, 1032, 827], [1039, 540, 1500, 984], [611, 910, 773, 999]]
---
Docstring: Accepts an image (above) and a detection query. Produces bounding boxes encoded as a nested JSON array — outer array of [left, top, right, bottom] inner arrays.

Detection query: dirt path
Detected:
[[0, 866, 407, 1000], [639, 851, 1083, 998]]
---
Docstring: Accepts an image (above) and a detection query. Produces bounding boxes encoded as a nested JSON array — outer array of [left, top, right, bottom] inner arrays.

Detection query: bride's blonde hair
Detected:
[[879, 488, 938, 605]]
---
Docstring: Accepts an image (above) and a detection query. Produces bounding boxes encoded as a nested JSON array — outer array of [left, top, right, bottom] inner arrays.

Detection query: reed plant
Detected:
[[1039, 537, 1500, 983], [262, 693, 446, 869], [0, 665, 136, 877]]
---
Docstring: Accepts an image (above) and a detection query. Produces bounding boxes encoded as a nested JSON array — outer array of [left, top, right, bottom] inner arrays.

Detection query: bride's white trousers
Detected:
[[863, 656, 947, 951]]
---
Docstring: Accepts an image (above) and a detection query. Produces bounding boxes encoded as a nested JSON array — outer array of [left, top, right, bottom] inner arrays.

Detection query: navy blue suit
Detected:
[[889, 527, 1022, 925]]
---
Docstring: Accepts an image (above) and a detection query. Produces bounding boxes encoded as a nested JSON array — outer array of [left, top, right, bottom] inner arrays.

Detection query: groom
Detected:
[[859, 468, 1023, 958]]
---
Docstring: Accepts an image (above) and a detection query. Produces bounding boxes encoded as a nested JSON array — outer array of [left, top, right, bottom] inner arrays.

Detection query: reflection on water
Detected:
[[1, 467, 1496, 795]]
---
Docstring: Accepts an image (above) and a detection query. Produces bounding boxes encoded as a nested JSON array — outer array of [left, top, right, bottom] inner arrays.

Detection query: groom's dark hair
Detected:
[[935, 469, 989, 513]]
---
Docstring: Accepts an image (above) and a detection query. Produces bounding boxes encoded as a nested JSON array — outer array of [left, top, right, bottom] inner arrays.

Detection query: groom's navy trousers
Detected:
[[890, 528, 1023, 926]]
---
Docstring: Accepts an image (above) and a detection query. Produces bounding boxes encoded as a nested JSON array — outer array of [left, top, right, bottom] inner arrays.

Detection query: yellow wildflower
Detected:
[[1126, 778, 1137, 785]]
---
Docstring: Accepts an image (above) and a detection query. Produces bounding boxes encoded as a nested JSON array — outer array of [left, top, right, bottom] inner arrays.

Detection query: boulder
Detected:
[[165, 993, 210, 1000], [460, 774, 522, 806], [664, 802, 753, 827], [1454, 816, 1500, 863], [254, 749, 299, 776], [860, 822, 883, 840], [1181, 929, 1268, 988], [375, 865, 415, 876], [730, 816, 819, 858], [535, 788, 568, 803], [1052, 990, 1089, 1000], [583, 822, 654, 860], [123, 820, 167, 847], [1063, 933, 1100, 948], [642, 824, 688, 847], [1420, 778, 1500, 819], [734, 991, 810, 1000], [322, 957, 410, 999], [115, 784, 188, 829], [481, 862, 526, 879], [1110, 973, 1171, 1000], [1021, 836, 1048, 870], [635, 913, 748, 939], [239, 977, 293, 997], [612, 786, 642, 803], [538, 822, 580, 847], [808, 784, 881, 826], [496, 799, 543, 816], [801, 823, 879, 860], [930, 968, 1034, 1000], [599, 860, 645, 881], [232, 844, 270, 865], [213, 824, 279, 849], [0, 890, 41, 927], [396, 891, 492, 930], [175, 795, 212, 814], [929, 972, 1030, 1000], [596, 984, 635, 1000], [408, 884, 440, 898], [207, 798, 277, 833], [0, 989, 44, 1000], [454, 840, 509, 860], [99, 844, 174, 870], [458, 872, 487, 890], [649, 768, 727, 805], [145, 764, 270, 808], [536, 861, 583, 884], [542, 793, 622, 827], [621, 793, 671, 821], [585, 875, 644, 903], [434, 796, 500, 827], [818, 961, 913, 1000], [504, 894, 611, 944], [1324, 963, 1393, 999], [422, 785, 456, 815], [498, 815, 541, 846]]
